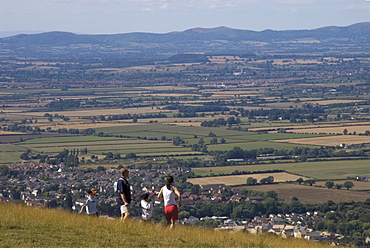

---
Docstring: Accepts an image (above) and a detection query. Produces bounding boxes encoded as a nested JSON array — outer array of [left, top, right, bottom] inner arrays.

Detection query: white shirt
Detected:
[[141, 200, 153, 220], [83, 197, 98, 214], [162, 186, 177, 206]]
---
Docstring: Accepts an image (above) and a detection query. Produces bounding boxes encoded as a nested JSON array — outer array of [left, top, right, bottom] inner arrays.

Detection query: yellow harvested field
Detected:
[[0, 131, 24, 134], [187, 172, 307, 186], [306, 99, 364, 105], [249, 122, 370, 133], [274, 135, 370, 146], [141, 93, 196, 97], [289, 125, 370, 134]]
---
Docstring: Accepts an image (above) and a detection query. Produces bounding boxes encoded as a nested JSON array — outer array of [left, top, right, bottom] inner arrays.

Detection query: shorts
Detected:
[[164, 205, 178, 221], [120, 205, 130, 214], [88, 212, 99, 217]]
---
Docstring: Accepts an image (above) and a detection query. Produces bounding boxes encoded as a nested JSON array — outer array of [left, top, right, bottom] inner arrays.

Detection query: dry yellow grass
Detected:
[[1, 203, 330, 248], [249, 122, 370, 133], [188, 172, 307, 186], [0, 131, 24, 134], [290, 126, 370, 134], [306, 100, 364, 105], [273, 135, 370, 146]]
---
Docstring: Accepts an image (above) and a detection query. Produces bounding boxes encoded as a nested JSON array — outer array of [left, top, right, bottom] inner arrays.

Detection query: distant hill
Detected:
[[0, 203, 329, 248], [1, 22, 370, 61]]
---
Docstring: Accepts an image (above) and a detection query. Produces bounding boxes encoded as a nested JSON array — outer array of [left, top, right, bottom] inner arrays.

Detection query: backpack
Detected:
[[114, 178, 124, 193]]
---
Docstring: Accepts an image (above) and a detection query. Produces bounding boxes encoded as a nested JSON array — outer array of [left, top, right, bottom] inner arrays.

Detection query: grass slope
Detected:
[[0, 203, 331, 248]]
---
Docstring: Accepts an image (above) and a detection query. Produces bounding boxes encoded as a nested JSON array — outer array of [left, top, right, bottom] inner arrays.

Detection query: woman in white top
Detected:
[[158, 175, 182, 229]]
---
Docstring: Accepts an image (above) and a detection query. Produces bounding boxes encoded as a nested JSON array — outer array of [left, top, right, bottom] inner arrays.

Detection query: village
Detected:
[[0, 162, 349, 245]]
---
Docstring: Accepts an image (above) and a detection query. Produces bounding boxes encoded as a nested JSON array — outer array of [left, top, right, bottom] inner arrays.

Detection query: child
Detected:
[[158, 176, 182, 229], [141, 192, 153, 221], [79, 188, 102, 216]]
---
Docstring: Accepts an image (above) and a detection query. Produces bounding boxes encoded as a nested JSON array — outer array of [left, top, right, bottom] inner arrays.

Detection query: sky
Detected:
[[1, 0, 370, 36]]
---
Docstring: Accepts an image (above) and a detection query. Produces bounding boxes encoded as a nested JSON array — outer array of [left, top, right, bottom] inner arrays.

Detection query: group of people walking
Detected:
[[80, 168, 182, 229]]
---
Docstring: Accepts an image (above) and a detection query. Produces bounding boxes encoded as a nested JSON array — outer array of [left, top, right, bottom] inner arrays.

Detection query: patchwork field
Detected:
[[306, 99, 365, 105], [18, 107, 172, 118], [17, 136, 191, 156], [274, 135, 370, 146], [289, 126, 370, 135], [234, 183, 370, 204], [248, 122, 370, 133], [191, 159, 370, 180], [315, 180, 370, 191], [0, 144, 27, 163], [187, 172, 307, 186]]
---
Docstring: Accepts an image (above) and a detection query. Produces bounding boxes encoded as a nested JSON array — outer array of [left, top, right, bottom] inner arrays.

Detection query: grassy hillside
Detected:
[[0, 203, 334, 248]]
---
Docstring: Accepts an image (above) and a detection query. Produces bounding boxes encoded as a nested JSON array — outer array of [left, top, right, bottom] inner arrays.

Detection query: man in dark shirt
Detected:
[[117, 168, 131, 221]]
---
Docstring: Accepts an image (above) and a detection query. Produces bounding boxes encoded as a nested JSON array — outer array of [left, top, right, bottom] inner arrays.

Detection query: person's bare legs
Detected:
[[169, 219, 175, 230], [121, 212, 130, 221]]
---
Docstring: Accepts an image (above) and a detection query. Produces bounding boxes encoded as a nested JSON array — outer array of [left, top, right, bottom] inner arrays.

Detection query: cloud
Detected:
[[160, 3, 169, 9]]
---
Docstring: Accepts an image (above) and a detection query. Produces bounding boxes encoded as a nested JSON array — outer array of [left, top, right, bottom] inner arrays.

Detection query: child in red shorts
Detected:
[[158, 175, 182, 229]]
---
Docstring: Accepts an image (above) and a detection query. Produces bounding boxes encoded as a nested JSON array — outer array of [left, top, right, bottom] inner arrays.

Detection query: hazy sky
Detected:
[[1, 0, 370, 35]]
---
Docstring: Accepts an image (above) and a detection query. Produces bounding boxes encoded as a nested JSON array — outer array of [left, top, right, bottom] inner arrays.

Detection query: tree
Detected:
[[19, 152, 29, 160], [325, 180, 334, 189], [304, 179, 315, 186], [208, 132, 217, 137], [343, 181, 354, 190], [296, 178, 304, 185], [210, 137, 218, 145], [335, 184, 343, 190], [260, 176, 274, 184], [125, 153, 137, 159], [0, 165, 10, 176], [246, 177, 257, 185], [343, 129, 348, 135], [173, 136, 184, 146]]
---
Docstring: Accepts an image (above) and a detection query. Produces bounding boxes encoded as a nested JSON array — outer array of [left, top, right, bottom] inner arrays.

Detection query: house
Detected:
[[229, 194, 245, 203], [182, 216, 199, 224], [200, 184, 230, 193], [281, 229, 295, 238], [304, 231, 321, 240]]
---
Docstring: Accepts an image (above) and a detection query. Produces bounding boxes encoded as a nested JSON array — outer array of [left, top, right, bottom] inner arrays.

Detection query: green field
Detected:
[[16, 136, 193, 156], [192, 159, 370, 180], [97, 124, 323, 151], [0, 144, 28, 164], [19, 136, 123, 144]]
